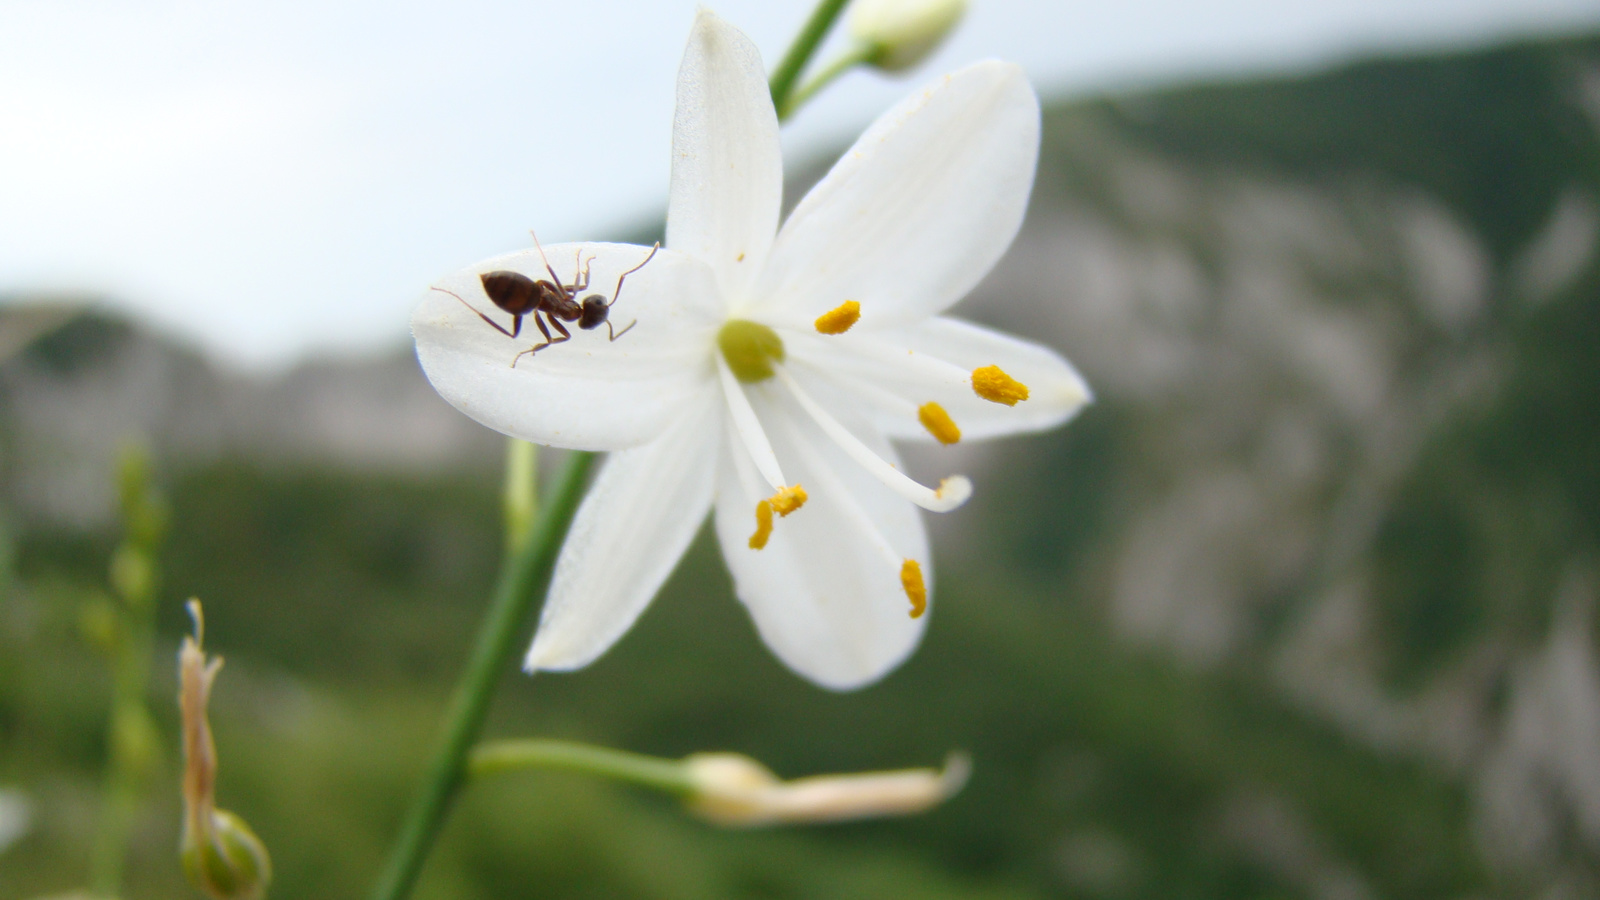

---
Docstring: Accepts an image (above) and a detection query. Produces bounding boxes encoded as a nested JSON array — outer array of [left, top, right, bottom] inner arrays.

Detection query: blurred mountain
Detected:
[[3, 28, 1600, 900], [0, 305, 501, 527]]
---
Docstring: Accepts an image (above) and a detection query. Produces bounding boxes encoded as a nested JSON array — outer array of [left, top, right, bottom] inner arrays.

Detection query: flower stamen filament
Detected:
[[773, 365, 971, 513], [716, 355, 787, 492]]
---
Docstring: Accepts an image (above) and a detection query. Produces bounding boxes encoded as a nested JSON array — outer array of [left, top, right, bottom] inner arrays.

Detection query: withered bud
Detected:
[[179, 600, 270, 900]]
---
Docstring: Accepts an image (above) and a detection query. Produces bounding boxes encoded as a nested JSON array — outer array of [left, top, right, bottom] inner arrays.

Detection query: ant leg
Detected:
[[607, 242, 660, 308], [431, 286, 517, 338], [511, 313, 557, 367], [510, 314, 575, 367], [606, 319, 637, 342]]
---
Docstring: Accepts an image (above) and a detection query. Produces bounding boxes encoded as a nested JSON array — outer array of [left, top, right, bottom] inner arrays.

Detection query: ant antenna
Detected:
[[528, 229, 563, 285], [430, 285, 515, 338], [608, 242, 660, 308]]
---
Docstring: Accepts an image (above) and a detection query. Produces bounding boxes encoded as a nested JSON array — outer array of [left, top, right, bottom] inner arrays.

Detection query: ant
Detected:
[[432, 235, 659, 367]]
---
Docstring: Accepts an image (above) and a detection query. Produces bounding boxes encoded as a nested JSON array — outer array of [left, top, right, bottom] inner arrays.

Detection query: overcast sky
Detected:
[[2, 0, 1597, 369]]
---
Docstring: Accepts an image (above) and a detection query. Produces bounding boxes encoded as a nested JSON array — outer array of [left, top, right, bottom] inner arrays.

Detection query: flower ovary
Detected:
[[719, 320, 786, 382]]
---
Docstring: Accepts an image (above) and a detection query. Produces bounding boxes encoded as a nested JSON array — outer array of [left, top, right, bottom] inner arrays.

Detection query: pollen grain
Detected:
[[748, 500, 774, 550], [971, 365, 1029, 406], [901, 559, 927, 618], [917, 402, 961, 444], [814, 300, 861, 334]]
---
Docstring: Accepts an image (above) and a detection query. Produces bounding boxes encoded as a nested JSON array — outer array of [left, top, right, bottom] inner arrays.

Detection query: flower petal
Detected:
[[666, 10, 782, 307], [525, 392, 721, 672], [749, 60, 1040, 327], [785, 316, 1091, 442], [714, 381, 929, 690], [413, 243, 722, 450]]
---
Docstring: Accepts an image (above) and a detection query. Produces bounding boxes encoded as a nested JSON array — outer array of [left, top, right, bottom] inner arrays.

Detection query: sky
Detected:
[[1, 0, 1597, 370]]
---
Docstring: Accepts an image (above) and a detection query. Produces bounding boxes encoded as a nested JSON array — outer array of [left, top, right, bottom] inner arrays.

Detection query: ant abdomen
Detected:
[[480, 271, 540, 316]]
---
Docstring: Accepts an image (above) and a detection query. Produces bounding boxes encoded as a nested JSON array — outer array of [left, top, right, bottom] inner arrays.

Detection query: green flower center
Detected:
[[718, 319, 785, 383]]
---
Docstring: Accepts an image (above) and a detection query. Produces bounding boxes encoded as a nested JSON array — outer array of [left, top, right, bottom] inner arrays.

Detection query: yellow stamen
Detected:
[[901, 559, 927, 618], [917, 402, 961, 444], [971, 365, 1029, 406], [769, 484, 808, 516], [814, 300, 861, 335], [749, 485, 807, 551], [748, 500, 774, 550]]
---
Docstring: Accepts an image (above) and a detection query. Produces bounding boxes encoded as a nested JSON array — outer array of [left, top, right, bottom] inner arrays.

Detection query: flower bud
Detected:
[[849, 0, 966, 72], [683, 751, 970, 827], [179, 601, 270, 900]]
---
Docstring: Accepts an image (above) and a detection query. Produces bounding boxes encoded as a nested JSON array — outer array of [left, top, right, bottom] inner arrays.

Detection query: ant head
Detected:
[[578, 295, 610, 330], [481, 271, 540, 315]]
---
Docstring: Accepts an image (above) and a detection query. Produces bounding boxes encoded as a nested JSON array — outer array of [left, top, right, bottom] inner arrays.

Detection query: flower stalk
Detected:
[[767, 0, 853, 115], [89, 445, 169, 897], [369, 450, 596, 900], [503, 439, 539, 553]]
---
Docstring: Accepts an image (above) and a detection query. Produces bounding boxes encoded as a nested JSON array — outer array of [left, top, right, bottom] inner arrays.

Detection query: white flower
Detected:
[[412, 10, 1089, 690]]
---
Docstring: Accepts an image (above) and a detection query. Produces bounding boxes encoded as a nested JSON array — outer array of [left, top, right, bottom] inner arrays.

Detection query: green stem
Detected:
[[88, 611, 154, 895], [503, 439, 539, 553], [470, 739, 693, 796], [778, 43, 876, 121], [370, 451, 597, 900], [768, 0, 852, 115]]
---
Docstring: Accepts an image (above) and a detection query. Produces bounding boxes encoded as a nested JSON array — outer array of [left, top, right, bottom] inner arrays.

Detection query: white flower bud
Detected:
[[683, 751, 970, 827], [179, 601, 271, 900], [849, 0, 967, 72]]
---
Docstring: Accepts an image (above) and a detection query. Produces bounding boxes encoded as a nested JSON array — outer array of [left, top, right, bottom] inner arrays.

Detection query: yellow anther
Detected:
[[748, 500, 774, 550], [901, 559, 927, 618], [971, 365, 1029, 406], [769, 484, 808, 516], [749, 486, 806, 551], [917, 402, 961, 444], [814, 300, 861, 334]]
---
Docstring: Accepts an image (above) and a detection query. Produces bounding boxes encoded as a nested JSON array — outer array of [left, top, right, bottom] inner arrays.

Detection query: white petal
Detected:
[[714, 383, 929, 690], [749, 61, 1039, 327], [666, 10, 782, 307], [413, 243, 722, 450], [786, 316, 1090, 442], [525, 393, 720, 672]]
